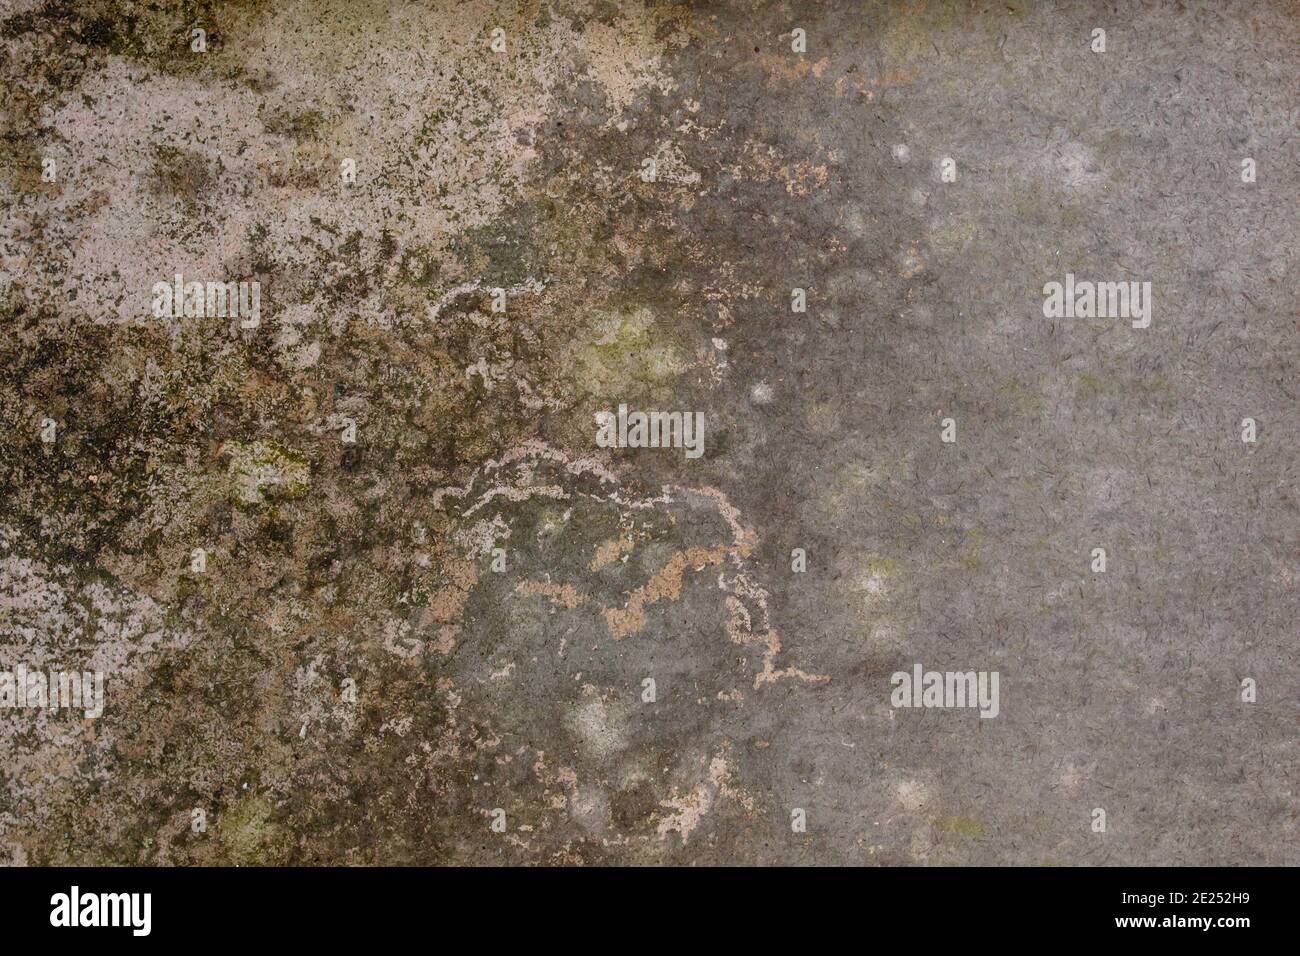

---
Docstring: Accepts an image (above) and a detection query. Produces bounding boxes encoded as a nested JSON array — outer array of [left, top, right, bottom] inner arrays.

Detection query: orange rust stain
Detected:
[[515, 580, 586, 609], [603, 546, 729, 639], [589, 536, 634, 571]]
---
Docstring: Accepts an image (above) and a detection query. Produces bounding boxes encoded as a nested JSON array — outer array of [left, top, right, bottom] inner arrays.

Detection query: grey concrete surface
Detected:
[[0, 0, 1295, 865]]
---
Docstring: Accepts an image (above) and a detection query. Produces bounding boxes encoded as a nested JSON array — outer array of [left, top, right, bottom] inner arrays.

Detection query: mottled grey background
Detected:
[[0, 0, 1295, 865]]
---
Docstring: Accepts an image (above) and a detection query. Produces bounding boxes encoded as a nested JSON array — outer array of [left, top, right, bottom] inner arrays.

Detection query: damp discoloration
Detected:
[[1, 0, 1297, 866]]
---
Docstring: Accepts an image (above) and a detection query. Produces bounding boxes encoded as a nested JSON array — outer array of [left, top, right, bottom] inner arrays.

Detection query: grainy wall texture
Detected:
[[0, 0, 1295, 866]]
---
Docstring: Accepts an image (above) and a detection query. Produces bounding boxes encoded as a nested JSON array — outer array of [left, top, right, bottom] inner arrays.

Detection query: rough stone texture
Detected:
[[0, 0, 1295, 865]]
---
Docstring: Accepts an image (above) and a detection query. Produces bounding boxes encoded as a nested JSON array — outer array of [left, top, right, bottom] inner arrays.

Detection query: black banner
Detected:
[[0, 866, 1276, 942]]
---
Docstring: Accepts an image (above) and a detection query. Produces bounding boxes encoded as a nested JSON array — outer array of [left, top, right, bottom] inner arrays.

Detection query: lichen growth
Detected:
[[571, 306, 688, 405], [933, 816, 988, 838], [224, 440, 310, 508]]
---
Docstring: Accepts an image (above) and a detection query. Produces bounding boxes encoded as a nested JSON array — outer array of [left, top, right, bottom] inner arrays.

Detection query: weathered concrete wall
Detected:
[[0, 0, 1295, 865]]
